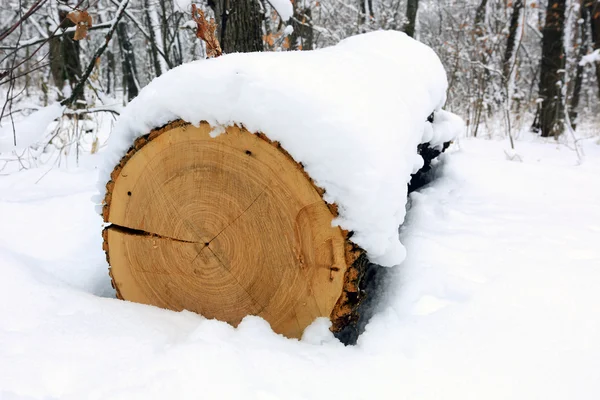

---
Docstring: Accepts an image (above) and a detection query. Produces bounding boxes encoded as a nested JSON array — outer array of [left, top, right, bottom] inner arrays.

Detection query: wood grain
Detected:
[[103, 122, 366, 338]]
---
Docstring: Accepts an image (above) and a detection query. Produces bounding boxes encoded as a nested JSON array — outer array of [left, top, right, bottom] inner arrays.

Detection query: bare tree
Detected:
[[404, 0, 419, 38], [503, 0, 523, 80], [117, 21, 139, 101], [569, 0, 592, 127], [537, 0, 567, 137], [289, 3, 314, 51], [589, 0, 600, 96], [49, 3, 83, 103]]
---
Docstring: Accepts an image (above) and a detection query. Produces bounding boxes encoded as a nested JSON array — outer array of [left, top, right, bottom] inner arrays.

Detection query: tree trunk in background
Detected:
[[404, 0, 420, 38], [538, 0, 566, 137], [158, 0, 173, 66], [106, 50, 116, 95], [359, 0, 374, 29], [474, 0, 488, 35], [503, 0, 523, 80], [209, 0, 264, 53], [471, 0, 489, 137], [49, 7, 83, 103], [290, 7, 314, 51], [569, 2, 591, 127], [590, 1, 600, 96], [144, 0, 163, 77], [117, 22, 140, 102]]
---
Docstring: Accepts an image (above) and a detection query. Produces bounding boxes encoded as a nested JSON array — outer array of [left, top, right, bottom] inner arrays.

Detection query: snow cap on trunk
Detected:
[[98, 30, 463, 266]]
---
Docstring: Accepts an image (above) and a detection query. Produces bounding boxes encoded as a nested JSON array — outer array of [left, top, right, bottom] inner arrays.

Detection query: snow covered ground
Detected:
[[1, 133, 599, 399]]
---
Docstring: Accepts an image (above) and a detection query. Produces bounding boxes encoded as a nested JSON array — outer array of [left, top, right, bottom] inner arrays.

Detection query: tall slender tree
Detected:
[[117, 21, 140, 101], [589, 0, 600, 96], [143, 0, 163, 77], [474, 0, 488, 35], [537, 0, 567, 137], [503, 0, 524, 80], [569, 1, 591, 127], [404, 0, 420, 38], [49, 4, 83, 103]]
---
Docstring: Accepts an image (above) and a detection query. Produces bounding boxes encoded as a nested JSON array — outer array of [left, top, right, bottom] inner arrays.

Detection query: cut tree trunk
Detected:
[[102, 119, 450, 342], [102, 121, 368, 339]]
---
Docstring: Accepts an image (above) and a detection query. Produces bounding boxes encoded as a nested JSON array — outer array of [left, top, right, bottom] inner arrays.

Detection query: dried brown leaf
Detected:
[[67, 10, 92, 41], [191, 4, 222, 58]]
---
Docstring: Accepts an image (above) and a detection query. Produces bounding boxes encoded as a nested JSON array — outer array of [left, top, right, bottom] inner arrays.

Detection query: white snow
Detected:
[[283, 24, 294, 36], [580, 49, 600, 66], [174, 0, 193, 11], [181, 20, 196, 30], [0, 103, 64, 152], [2, 134, 600, 399], [267, 0, 293, 21], [98, 31, 462, 267]]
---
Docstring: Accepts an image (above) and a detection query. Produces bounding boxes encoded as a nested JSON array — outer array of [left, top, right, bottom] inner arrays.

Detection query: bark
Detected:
[[49, 7, 83, 103], [474, 0, 488, 35], [143, 0, 163, 77], [100, 12, 116, 95], [569, 3, 591, 127], [209, 0, 264, 53], [471, 0, 489, 137], [289, 7, 313, 51], [589, 1, 600, 96], [537, 0, 566, 137], [359, 0, 374, 28], [61, 0, 130, 107], [404, 0, 420, 38], [117, 22, 139, 101], [503, 0, 523, 80], [106, 49, 116, 95], [158, 0, 172, 66]]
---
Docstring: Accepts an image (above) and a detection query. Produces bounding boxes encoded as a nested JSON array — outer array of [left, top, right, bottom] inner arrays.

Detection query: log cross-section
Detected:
[[102, 121, 367, 339]]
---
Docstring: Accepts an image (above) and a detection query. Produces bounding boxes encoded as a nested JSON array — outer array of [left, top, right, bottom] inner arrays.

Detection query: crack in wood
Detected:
[[106, 224, 198, 243], [203, 183, 270, 246]]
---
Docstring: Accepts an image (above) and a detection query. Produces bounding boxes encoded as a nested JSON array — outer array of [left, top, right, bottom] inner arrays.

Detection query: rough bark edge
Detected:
[[101, 119, 451, 340], [101, 119, 367, 334]]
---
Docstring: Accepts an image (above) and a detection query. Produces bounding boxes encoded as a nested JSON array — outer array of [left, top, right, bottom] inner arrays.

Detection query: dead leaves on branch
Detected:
[[191, 4, 222, 58], [67, 10, 92, 41]]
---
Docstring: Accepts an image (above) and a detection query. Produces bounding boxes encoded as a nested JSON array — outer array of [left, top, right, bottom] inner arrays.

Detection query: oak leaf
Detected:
[[67, 10, 92, 41], [191, 4, 222, 58]]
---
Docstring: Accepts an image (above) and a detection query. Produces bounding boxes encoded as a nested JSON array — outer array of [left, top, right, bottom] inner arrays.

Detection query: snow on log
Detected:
[[98, 31, 464, 339]]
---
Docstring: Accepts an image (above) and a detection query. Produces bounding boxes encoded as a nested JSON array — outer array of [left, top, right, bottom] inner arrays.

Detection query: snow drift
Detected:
[[97, 30, 464, 266]]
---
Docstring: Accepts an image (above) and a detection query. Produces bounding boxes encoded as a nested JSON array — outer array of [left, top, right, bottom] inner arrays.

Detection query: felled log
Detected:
[[103, 121, 371, 338], [98, 31, 463, 341]]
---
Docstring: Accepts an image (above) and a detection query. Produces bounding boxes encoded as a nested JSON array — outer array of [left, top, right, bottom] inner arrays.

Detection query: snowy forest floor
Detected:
[[1, 132, 600, 399]]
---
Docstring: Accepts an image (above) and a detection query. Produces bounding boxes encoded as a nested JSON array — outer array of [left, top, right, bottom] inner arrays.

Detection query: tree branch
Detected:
[[0, 0, 47, 42], [0, 21, 115, 51], [60, 0, 130, 107], [108, 0, 171, 67]]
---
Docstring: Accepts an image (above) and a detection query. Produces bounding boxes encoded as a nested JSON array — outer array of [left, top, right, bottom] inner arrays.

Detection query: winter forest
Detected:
[[1, 1, 600, 399], [1, 0, 599, 157]]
